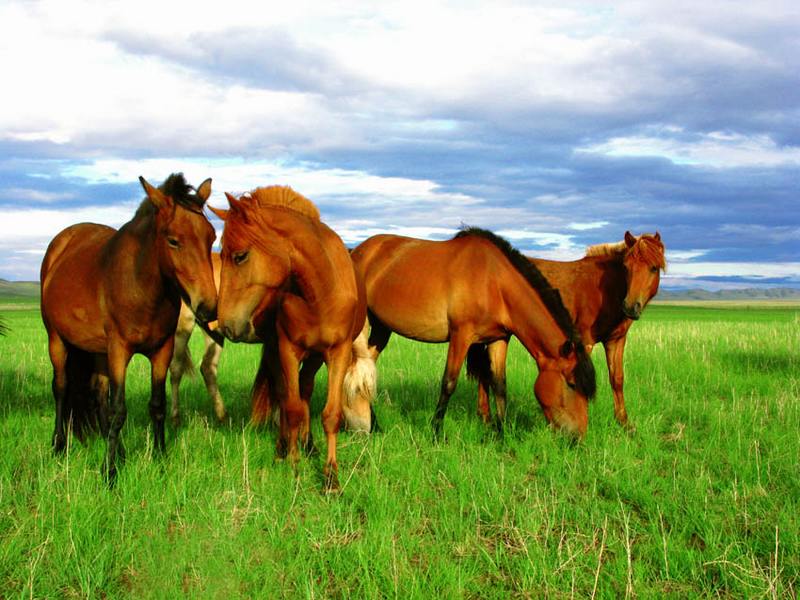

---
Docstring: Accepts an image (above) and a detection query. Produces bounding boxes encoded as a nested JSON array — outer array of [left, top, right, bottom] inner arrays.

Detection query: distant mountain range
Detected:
[[655, 287, 800, 301], [1, 279, 799, 302]]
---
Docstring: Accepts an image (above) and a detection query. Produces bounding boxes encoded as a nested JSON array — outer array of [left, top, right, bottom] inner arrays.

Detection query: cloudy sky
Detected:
[[1, 0, 798, 288]]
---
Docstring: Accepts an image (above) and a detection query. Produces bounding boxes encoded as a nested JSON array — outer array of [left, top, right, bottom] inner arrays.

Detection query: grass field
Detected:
[[0, 301, 798, 598]]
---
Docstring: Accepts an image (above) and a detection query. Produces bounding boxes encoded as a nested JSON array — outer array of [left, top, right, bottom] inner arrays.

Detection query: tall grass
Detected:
[[0, 303, 798, 597]]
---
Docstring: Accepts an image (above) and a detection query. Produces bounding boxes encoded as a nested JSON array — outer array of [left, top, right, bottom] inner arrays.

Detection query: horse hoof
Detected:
[[171, 414, 181, 428], [323, 471, 341, 495], [52, 437, 66, 455]]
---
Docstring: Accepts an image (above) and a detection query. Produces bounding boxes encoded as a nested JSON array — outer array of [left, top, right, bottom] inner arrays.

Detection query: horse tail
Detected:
[[343, 321, 378, 433], [465, 343, 491, 386], [64, 348, 102, 442]]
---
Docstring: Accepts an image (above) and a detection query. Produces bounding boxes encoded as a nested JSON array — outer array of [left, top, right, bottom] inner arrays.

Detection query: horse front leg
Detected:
[[604, 337, 631, 429], [105, 340, 132, 485], [432, 331, 472, 441], [168, 321, 193, 427], [321, 343, 351, 492], [149, 338, 174, 454]]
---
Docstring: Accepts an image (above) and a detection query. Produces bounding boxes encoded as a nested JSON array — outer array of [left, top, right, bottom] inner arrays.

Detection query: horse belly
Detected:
[[370, 291, 450, 342]]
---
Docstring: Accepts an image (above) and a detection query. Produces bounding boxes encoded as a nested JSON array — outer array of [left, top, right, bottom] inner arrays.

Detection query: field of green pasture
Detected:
[[0, 301, 798, 598]]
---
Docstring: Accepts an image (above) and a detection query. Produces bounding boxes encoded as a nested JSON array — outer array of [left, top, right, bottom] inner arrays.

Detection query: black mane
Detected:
[[455, 226, 596, 399], [159, 173, 206, 213]]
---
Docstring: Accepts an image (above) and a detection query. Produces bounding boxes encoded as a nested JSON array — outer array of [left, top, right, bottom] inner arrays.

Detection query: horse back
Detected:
[[41, 223, 116, 353]]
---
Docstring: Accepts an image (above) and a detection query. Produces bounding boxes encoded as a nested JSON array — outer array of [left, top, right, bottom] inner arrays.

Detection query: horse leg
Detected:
[[321, 343, 350, 492], [604, 337, 631, 428], [105, 340, 132, 485], [251, 344, 275, 426], [149, 338, 174, 455], [299, 353, 324, 456], [169, 323, 193, 427], [201, 331, 226, 422], [47, 332, 68, 454], [366, 312, 392, 362], [277, 337, 305, 468], [432, 333, 471, 440], [92, 354, 110, 438], [488, 339, 509, 433]]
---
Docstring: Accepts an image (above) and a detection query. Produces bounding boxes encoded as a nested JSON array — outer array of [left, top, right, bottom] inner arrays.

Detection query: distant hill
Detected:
[[0, 279, 40, 300], [656, 287, 800, 301]]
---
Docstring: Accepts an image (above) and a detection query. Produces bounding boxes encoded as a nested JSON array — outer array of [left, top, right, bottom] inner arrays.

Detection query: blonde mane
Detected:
[[246, 186, 320, 221], [585, 234, 667, 270]]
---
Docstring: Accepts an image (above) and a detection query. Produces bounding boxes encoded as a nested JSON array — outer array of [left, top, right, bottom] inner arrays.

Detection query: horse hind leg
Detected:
[[432, 332, 472, 441], [299, 353, 324, 456], [169, 322, 195, 427], [200, 331, 226, 422], [47, 333, 69, 454]]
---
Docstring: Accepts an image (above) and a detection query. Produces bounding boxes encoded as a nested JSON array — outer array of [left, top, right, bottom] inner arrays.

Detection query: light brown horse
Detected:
[[210, 186, 371, 491], [40, 173, 217, 483], [349, 228, 597, 438], [471, 231, 665, 429], [169, 252, 227, 425]]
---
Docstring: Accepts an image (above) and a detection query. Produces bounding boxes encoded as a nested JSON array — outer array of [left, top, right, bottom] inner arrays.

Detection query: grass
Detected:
[[0, 302, 798, 598]]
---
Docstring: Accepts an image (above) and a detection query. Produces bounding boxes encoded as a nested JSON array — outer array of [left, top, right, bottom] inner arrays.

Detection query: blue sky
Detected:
[[1, 0, 798, 288]]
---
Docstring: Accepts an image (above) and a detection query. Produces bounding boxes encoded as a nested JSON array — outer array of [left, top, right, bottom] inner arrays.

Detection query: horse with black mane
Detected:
[[470, 231, 665, 429], [349, 227, 597, 438], [40, 173, 217, 483]]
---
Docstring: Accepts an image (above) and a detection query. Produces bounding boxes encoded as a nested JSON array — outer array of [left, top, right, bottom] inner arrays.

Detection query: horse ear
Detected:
[[196, 178, 212, 203], [139, 176, 172, 210], [624, 231, 636, 247], [225, 192, 250, 224], [208, 205, 228, 221], [654, 231, 661, 242]]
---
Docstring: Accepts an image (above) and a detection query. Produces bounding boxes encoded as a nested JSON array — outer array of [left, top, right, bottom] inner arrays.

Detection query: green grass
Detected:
[[0, 302, 798, 598]]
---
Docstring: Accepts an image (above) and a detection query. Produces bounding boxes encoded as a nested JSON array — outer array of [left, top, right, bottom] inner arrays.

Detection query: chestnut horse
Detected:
[[210, 186, 372, 491], [169, 252, 227, 425], [40, 173, 217, 483], [349, 228, 597, 438], [471, 231, 665, 429]]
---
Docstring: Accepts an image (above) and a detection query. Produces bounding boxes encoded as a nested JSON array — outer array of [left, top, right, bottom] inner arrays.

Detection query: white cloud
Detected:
[[577, 130, 800, 168]]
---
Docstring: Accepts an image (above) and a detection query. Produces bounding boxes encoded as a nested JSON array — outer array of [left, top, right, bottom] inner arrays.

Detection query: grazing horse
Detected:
[[169, 252, 227, 425], [40, 173, 217, 483], [210, 186, 372, 491], [349, 228, 597, 438], [471, 231, 665, 429]]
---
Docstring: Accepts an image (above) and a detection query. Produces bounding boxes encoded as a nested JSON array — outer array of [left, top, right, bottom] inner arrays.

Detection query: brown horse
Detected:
[[349, 228, 597, 438], [471, 231, 665, 429], [210, 186, 371, 490], [40, 173, 217, 483], [169, 252, 227, 425]]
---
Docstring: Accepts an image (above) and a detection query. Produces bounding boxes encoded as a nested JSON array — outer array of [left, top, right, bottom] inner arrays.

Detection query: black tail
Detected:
[[466, 344, 492, 387], [64, 348, 103, 441]]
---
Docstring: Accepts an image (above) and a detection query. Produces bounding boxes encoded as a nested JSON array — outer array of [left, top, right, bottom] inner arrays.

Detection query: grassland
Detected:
[[0, 301, 798, 598]]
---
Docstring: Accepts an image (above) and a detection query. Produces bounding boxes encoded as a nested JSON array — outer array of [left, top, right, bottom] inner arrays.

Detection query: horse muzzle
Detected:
[[194, 301, 217, 324], [622, 301, 642, 320]]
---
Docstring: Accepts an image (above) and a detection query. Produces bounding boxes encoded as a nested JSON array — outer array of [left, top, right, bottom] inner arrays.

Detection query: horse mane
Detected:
[[455, 227, 596, 399], [585, 234, 666, 271], [245, 186, 320, 221], [135, 172, 206, 218]]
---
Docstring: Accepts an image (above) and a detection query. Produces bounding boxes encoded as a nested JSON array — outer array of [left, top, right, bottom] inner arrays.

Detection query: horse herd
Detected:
[[39, 173, 666, 491]]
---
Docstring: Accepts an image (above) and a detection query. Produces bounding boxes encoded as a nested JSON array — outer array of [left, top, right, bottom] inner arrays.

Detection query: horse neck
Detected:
[[500, 272, 569, 361], [114, 211, 171, 299], [261, 209, 334, 306]]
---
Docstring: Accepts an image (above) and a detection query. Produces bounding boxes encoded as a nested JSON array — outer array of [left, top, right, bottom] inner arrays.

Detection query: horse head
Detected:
[[139, 174, 218, 323], [210, 191, 292, 342], [621, 231, 665, 320]]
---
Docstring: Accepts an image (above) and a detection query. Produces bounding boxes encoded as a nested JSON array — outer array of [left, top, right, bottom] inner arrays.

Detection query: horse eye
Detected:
[[233, 251, 249, 266], [650, 266, 659, 274], [167, 237, 180, 249]]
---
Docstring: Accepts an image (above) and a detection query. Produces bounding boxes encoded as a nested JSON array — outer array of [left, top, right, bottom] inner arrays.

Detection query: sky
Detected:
[[1, 0, 798, 289]]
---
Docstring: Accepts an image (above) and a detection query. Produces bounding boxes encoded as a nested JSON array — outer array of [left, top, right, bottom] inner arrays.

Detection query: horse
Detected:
[[169, 252, 227, 425], [210, 186, 374, 491], [471, 231, 665, 429], [348, 227, 597, 438], [40, 173, 217, 483]]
